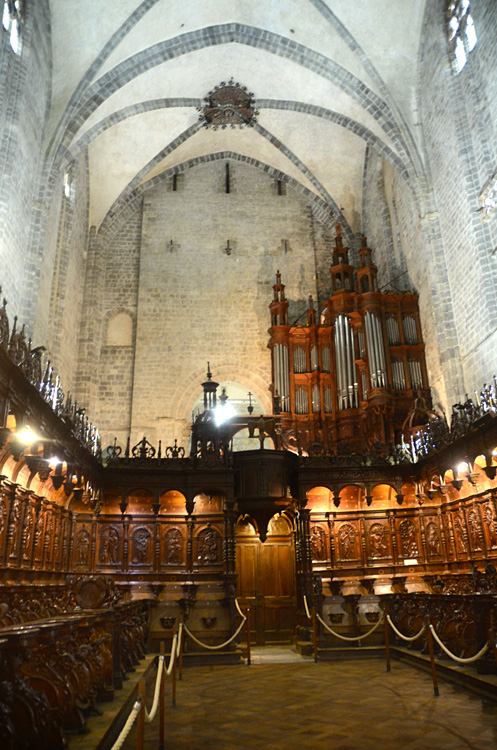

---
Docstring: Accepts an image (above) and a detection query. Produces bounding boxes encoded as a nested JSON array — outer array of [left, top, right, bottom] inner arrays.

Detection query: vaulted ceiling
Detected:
[[47, 0, 426, 235]]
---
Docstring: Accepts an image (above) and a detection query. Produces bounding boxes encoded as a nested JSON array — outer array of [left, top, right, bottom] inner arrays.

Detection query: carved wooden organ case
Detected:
[[268, 225, 430, 453]]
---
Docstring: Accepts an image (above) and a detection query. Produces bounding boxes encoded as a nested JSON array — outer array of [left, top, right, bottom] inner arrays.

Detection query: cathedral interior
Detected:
[[1, 1, 497, 748]]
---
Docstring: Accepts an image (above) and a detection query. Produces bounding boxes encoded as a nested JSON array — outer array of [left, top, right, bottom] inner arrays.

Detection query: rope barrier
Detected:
[[386, 615, 426, 642], [183, 617, 246, 650], [144, 656, 164, 723], [428, 624, 490, 664], [317, 612, 383, 641], [182, 600, 246, 651], [109, 699, 142, 750], [303, 595, 311, 620], [165, 631, 180, 677], [109, 631, 183, 750]]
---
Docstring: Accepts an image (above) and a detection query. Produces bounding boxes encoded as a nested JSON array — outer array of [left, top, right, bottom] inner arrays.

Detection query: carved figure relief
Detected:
[[426, 521, 441, 555], [453, 511, 468, 553], [131, 528, 151, 564], [483, 503, 497, 548], [310, 525, 326, 560], [99, 527, 119, 564], [76, 529, 91, 565], [399, 519, 418, 558], [467, 507, 483, 551], [45, 512, 54, 563], [369, 523, 387, 558], [197, 527, 220, 565], [164, 528, 183, 565], [34, 511, 44, 560], [8, 497, 21, 556], [0, 497, 6, 536], [22, 510, 33, 560], [338, 523, 355, 560]]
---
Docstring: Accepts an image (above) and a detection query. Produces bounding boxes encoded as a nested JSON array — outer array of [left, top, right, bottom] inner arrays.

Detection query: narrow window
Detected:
[[172, 173, 177, 192], [447, 1, 477, 73], [2, 0, 22, 55], [225, 163, 230, 194]]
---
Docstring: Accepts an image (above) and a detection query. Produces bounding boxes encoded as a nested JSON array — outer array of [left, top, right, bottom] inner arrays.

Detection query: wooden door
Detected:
[[236, 515, 295, 645]]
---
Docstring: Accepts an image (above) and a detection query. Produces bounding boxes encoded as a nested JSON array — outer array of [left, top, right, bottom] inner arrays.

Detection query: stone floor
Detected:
[[118, 646, 497, 750]]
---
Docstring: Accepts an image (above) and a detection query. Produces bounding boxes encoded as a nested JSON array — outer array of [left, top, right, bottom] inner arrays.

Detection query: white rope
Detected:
[[165, 632, 179, 677], [183, 616, 246, 650], [144, 656, 164, 724], [317, 613, 383, 641], [235, 598, 245, 618], [303, 595, 311, 620], [387, 615, 426, 642], [109, 699, 141, 750], [429, 624, 490, 664]]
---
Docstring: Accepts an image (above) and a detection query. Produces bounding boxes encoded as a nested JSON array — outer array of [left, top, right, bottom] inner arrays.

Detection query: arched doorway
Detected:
[[235, 513, 295, 645]]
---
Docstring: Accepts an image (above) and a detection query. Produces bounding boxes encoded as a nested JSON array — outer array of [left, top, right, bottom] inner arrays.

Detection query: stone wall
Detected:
[[417, 0, 497, 398], [0, 1, 51, 321], [77, 159, 336, 449]]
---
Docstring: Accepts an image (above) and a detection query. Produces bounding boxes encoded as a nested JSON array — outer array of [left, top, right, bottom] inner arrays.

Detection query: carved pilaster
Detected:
[[67, 511, 76, 570], [223, 504, 236, 575], [91, 513, 98, 573], [186, 516, 195, 573], [30, 496, 42, 568], [388, 511, 398, 566], [437, 508, 450, 563], [418, 508, 428, 563], [359, 515, 367, 566]]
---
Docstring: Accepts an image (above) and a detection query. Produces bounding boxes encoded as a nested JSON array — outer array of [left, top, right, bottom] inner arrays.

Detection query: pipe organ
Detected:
[[268, 225, 430, 453]]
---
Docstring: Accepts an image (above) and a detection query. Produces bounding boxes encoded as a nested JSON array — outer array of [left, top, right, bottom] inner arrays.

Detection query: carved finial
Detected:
[[206, 361, 212, 380], [308, 295, 314, 309]]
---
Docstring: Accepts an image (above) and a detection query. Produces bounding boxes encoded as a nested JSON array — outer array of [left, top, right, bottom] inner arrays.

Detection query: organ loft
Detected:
[[268, 225, 430, 454], [1, 1, 497, 748]]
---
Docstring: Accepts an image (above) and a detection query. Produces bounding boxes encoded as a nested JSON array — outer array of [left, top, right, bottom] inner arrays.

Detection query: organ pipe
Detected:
[[365, 312, 386, 388], [274, 344, 290, 411], [335, 315, 358, 410]]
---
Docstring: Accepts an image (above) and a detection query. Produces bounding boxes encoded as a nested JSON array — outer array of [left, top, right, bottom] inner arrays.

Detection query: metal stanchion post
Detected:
[[384, 615, 391, 672], [136, 679, 146, 750], [312, 605, 318, 663], [159, 642, 165, 750], [426, 620, 439, 697], [246, 607, 251, 666]]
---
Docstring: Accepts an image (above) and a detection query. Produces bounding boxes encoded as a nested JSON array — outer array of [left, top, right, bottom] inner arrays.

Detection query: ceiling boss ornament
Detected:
[[198, 79, 258, 129]]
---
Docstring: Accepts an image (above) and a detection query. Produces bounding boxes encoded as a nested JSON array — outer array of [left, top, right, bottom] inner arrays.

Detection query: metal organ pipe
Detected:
[[365, 312, 386, 388], [335, 315, 358, 410], [274, 344, 290, 411]]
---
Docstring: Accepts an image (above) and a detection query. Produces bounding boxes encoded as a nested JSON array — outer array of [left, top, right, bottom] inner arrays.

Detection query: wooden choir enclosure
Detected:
[[1, 230, 497, 745]]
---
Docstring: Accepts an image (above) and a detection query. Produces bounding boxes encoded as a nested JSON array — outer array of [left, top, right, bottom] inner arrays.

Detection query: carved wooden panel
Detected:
[[336, 522, 359, 563], [98, 525, 121, 567], [310, 523, 328, 562], [130, 525, 152, 567], [452, 509, 469, 556], [366, 520, 390, 562], [398, 518, 419, 560], [424, 517, 442, 559], [75, 525, 92, 568], [194, 525, 222, 567], [161, 526, 184, 567], [483, 499, 497, 550], [467, 505, 484, 554]]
